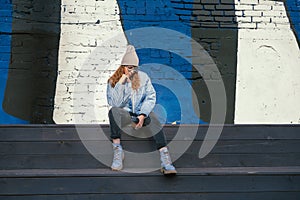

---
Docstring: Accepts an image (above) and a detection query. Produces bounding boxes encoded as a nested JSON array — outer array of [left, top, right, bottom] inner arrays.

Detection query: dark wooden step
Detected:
[[1, 167, 300, 177], [1, 124, 300, 141], [1, 124, 299, 200], [1, 153, 300, 169], [1, 125, 300, 169], [0, 167, 299, 200], [0, 193, 300, 200]]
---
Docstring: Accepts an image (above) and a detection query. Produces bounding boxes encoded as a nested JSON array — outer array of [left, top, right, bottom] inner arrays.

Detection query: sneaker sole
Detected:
[[111, 166, 123, 171], [161, 168, 177, 175]]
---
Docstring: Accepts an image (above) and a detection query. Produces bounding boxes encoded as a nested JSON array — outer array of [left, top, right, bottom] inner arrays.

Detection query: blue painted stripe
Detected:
[[0, 2, 29, 124], [285, 0, 300, 42], [117, 0, 204, 124]]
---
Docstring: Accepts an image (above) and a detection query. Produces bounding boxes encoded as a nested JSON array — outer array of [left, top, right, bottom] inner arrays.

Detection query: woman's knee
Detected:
[[108, 107, 123, 117], [149, 112, 162, 124], [108, 107, 131, 122]]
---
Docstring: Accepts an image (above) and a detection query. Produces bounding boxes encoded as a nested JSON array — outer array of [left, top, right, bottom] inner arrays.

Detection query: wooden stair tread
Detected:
[[1, 166, 300, 177]]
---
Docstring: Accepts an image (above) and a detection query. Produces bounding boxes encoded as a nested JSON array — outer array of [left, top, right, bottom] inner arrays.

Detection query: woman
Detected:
[[106, 45, 177, 174]]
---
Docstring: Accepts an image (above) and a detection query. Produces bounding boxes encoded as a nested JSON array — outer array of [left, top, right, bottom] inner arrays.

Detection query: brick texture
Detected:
[[0, 0, 299, 124]]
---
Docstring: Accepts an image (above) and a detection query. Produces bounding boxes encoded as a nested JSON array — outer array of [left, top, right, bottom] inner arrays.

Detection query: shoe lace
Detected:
[[113, 146, 122, 161], [161, 151, 172, 166]]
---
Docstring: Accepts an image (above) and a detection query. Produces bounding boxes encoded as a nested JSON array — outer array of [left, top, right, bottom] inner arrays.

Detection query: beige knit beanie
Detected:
[[121, 45, 139, 66]]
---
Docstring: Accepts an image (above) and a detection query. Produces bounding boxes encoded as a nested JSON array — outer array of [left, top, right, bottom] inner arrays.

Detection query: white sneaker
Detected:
[[111, 144, 124, 171], [160, 148, 177, 175]]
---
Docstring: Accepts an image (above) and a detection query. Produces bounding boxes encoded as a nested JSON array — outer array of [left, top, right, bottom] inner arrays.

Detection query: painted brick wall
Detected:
[[2, 0, 61, 123], [235, 0, 300, 124], [285, 0, 300, 43], [236, 0, 290, 29], [0, 0, 13, 122], [0, 0, 12, 82], [117, 0, 202, 124], [53, 0, 300, 124], [54, 0, 127, 124], [54, 0, 234, 124], [0, 0, 299, 124], [0, 0, 28, 123]]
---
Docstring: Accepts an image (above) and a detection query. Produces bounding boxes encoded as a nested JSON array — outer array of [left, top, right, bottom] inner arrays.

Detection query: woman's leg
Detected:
[[147, 112, 167, 150], [108, 107, 131, 142], [108, 107, 130, 171], [147, 112, 177, 174]]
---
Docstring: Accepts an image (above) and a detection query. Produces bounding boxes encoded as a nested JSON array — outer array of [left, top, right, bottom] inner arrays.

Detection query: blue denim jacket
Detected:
[[107, 71, 156, 116]]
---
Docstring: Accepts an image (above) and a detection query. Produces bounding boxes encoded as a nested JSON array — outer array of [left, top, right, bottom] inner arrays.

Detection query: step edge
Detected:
[[1, 167, 300, 178]]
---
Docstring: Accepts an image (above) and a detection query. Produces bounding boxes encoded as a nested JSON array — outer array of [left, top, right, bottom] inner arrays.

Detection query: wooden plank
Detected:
[[0, 175, 299, 195], [0, 125, 299, 169], [173, 153, 300, 168], [1, 125, 300, 141], [1, 140, 299, 155], [0, 192, 300, 200], [1, 153, 300, 169], [164, 125, 300, 140], [1, 167, 300, 177], [0, 140, 156, 154], [0, 154, 105, 170]]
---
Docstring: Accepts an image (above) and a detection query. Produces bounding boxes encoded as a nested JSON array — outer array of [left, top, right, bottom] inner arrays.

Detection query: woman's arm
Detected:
[[106, 79, 131, 107], [139, 77, 156, 116]]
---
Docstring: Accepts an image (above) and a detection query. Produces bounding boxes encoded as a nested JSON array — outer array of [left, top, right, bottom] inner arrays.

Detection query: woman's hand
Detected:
[[118, 74, 128, 84], [118, 67, 129, 84], [118, 67, 136, 84], [135, 115, 145, 129]]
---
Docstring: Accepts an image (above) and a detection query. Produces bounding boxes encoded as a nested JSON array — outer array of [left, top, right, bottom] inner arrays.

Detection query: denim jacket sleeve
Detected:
[[106, 82, 131, 108], [138, 76, 156, 116]]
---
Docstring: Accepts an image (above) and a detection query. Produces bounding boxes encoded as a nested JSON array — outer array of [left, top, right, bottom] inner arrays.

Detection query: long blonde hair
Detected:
[[108, 65, 140, 90]]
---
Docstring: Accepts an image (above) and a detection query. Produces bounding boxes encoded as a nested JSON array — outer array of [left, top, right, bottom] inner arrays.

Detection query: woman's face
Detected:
[[124, 65, 138, 75]]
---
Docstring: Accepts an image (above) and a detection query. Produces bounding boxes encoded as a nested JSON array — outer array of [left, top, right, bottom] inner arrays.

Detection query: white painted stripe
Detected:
[[235, 0, 300, 124], [54, 0, 127, 124]]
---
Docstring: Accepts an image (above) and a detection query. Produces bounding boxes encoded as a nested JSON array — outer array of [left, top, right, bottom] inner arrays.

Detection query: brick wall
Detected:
[[235, 0, 300, 124], [284, 0, 300, 43], [0, 0, 299, 124], [0, 0, 12, 123], [53, 0, 127, 124], [0, 0, 11, 72], [1, 0, 61, 123], [0, 0, 28, 123], [53, 0, 300, 124], [235, 0, 290, 29]]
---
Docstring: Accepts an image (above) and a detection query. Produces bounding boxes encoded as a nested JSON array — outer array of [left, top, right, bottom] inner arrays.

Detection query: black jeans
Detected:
[[108, 107, 167, 150]]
